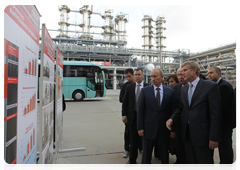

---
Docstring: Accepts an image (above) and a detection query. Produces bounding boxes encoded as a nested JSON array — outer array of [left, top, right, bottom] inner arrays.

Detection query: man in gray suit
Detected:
[[137, 68, 176, 164], [166, 61, 221, 164]]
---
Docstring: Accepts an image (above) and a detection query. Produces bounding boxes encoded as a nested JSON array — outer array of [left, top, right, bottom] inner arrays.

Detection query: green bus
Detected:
[[38, 61, 106, 101], [62, 61, 106, 100]]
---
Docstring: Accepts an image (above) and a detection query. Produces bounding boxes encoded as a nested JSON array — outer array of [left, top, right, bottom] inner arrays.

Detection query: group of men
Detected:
[[119, 61, 236, 164]]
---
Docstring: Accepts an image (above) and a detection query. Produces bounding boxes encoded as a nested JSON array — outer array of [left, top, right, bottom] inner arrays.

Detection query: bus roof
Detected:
[[63, 61, 101, 67]]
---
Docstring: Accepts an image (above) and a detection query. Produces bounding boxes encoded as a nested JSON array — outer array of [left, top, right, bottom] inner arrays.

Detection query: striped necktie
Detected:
[[188, 83, 193, 106], [156, 87, 161, 110], [135, 84, 141, 111]]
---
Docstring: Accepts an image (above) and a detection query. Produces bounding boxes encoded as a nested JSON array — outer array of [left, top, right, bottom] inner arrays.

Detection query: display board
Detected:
[[39, 24, 55, 164], [55, 48, 64, 160], [4, 5, 40, 164]]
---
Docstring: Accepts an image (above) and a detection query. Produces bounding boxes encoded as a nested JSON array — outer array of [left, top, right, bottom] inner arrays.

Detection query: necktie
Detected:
[[188, 83, 193, 106], [156, 88, 161, 110], [135, 84, 141, 111]]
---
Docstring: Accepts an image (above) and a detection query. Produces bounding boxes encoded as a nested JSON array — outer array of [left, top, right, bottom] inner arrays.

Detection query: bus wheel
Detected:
[[73, 90, 84, 101]]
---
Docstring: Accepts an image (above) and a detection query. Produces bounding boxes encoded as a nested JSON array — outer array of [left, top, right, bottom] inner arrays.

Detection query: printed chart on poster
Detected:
[[40, 24, 55, 164], [4, 5, 40, 164]]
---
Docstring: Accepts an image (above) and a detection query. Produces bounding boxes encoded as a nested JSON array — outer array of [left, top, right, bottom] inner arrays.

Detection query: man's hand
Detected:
[[166, 119, 173, 130], [138, 130, 144, 137], [170, 132, 176, 138], [209, 140, 218, 150], [122, 117, 127, 124]]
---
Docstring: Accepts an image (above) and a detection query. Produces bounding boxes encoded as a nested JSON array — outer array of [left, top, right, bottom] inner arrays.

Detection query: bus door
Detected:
[[95, 70, 104, 97], [86, 72, 96, 98]]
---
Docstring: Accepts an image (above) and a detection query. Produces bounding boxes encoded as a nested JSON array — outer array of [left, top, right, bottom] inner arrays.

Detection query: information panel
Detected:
[[4, 5, 40, 164], [39, 24, 55, 164], [55, 48, 64, 159]]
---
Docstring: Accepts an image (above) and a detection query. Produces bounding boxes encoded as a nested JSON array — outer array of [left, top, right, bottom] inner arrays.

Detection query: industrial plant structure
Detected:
[[41, 5, 236, 90]]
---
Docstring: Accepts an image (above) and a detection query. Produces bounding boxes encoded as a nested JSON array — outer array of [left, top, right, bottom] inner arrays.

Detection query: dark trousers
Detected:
[[184, 125, 214, 164], [218, 128, 234, 164], [129, 113, 142, 162], [141, 129, 170, 164], [175, 133, 186, 163], [124, 123, 130, 152]]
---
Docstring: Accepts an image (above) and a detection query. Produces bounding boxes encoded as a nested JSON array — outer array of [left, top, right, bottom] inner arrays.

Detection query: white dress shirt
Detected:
[[153, 83, 163, 105]]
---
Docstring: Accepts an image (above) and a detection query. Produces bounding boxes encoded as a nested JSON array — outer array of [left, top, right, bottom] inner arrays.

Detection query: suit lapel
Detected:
[[183, 83, 189, 108], [160, 86, 167, 110], [150, 85, 159, 109], [190, 79, 204, 107], [132, 83, 136, 103]]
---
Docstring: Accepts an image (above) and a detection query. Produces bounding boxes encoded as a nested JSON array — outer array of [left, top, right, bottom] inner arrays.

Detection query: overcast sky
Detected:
[[35, 3, 239, 54]]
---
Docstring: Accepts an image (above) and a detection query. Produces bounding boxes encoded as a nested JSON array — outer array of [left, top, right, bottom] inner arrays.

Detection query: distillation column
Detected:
[[79, 5, 93, 40], [102, 9, 114, 44], [58, 5, 70, 38], [156, 16, 166, 66], [142, 15, 154, 62], [115, 12, 128, 47]]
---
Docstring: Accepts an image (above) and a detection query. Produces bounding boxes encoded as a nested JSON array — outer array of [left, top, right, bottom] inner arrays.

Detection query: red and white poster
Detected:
[[39, 24, 55, 164], [4, 5, 40, 164], [55, 48, 64, 159]]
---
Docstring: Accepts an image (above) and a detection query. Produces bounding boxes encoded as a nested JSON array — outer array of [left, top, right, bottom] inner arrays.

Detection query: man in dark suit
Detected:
[[122, 68, 148, 164], [137, 68, 176, 164], [119, 68, 135, 158], [166, 61, 221, 164], [171, 68, 187, 164], [208, 67, 236, 164]]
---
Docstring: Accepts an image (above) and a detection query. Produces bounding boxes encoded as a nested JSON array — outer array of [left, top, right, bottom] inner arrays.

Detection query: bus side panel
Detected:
[[63, 77, 87, 99], [86, 88, 96, 98]]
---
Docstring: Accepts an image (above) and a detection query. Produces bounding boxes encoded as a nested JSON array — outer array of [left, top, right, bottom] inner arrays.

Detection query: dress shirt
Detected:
[[135, 81, 144, 95], [216, 77, 221, 84], [188, 77, 200, 98], [153, 83, 163, 105]]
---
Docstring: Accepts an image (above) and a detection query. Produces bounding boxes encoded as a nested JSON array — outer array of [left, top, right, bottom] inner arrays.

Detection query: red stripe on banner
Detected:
[[43, 26, 55, 63], [4, 6, 40, 45], [4, 113, 17, 121], [6, 158, 16, 170], [58, 48, 64, 69], [7, 77, 18, 84], [4, 64, 8, 99]]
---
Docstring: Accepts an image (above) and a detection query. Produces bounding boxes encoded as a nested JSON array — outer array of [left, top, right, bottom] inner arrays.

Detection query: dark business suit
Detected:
[[234, 84, 238, 114], [119, 81, 131, 152], [122, 82, 148, 163], [172, 79, 221, 164], [218, 79, 235, 164], [137, 85, 176, 164], [172, 83, 186, 164]]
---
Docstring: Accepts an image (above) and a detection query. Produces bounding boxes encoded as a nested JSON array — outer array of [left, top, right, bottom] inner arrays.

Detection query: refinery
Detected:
[[42, 5, 236, 90]]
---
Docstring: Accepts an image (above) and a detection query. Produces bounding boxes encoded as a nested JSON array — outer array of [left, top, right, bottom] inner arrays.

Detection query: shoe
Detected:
[[173, 160, 181, 167], [123, 151, 129, 158], [139, 150, 143, 154], [124, 161, 136, 168], [150, 164, 154, 170]]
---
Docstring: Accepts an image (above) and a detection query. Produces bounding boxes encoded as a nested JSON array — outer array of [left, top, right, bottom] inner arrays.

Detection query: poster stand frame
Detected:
[[53, 47, 85, 163]]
